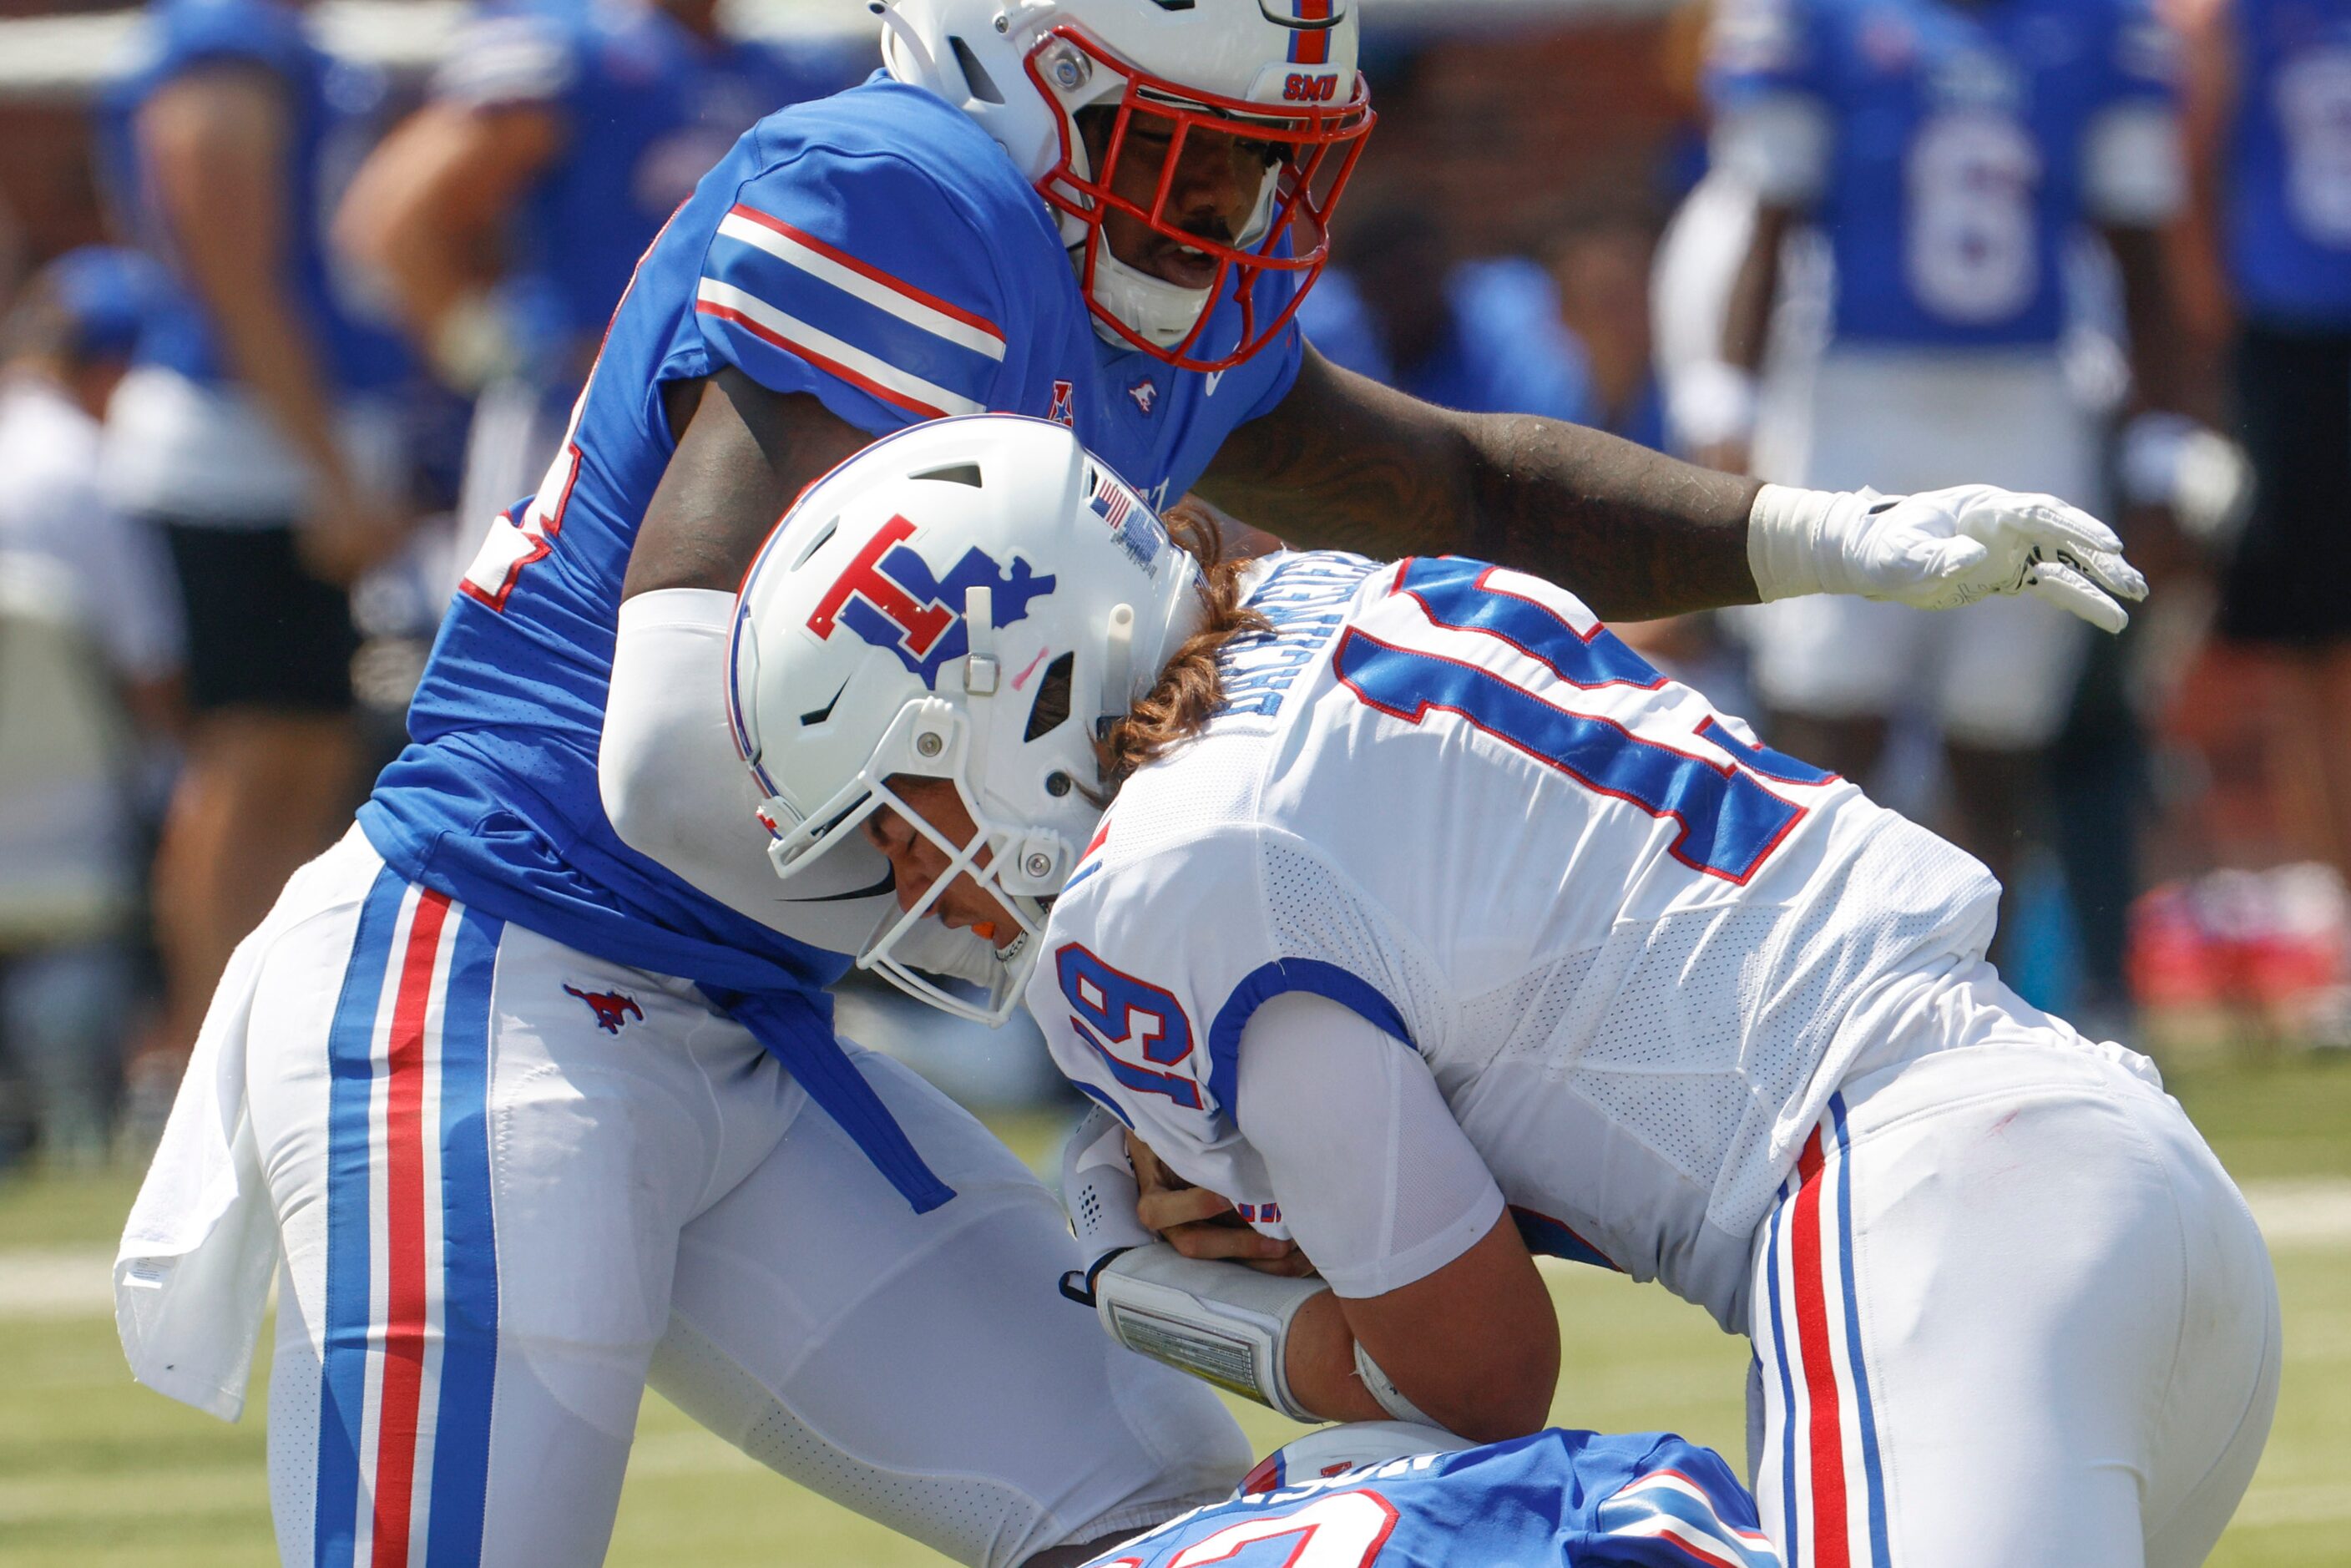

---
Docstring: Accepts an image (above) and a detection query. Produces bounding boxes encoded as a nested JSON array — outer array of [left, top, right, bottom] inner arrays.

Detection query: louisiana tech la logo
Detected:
[[807, 515, 1056, 687]]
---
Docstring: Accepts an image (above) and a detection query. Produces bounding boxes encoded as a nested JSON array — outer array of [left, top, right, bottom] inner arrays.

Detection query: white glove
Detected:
[[1748, 482, 2149, 634], [2118, 412, 2254, 549]]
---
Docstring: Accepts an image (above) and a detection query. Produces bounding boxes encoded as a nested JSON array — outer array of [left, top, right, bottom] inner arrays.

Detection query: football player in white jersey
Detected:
[[735, 417, 2278, 1568]]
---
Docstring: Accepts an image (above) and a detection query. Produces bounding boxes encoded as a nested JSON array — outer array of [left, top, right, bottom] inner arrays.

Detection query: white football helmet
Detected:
[[876, 0, 1373, 370], [727, 415, 1205, 1023]]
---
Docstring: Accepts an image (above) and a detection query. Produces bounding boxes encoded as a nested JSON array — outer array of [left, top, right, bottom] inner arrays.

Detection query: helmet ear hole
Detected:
[[790, 516, 840, 569], [1024, 651, 1077, 741], [948, 35, 1006, 104]]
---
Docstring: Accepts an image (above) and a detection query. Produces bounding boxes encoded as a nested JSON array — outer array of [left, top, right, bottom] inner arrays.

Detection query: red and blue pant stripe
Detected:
[[316, 868, 503, 1565], [1763, 1093, 1890, 1567]]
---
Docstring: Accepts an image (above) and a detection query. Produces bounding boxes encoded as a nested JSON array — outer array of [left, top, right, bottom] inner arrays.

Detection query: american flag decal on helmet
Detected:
[[1089, 478, 1162, 572]]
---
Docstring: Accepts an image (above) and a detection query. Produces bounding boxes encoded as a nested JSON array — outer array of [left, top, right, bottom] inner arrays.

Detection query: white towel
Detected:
[[113, 831, 371, 1419]]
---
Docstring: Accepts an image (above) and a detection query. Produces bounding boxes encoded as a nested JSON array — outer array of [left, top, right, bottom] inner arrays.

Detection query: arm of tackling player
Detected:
[[1196, 343, 1765, 622]]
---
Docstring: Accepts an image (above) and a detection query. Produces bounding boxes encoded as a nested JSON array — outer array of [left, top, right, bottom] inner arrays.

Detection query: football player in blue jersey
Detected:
[[336, 0, 862, 549], [1084, 1421, 1782, 1568], [2178, 0, 2351, 887], [1699, 0, 2212, 931], [120, 2, 2164, 1564]]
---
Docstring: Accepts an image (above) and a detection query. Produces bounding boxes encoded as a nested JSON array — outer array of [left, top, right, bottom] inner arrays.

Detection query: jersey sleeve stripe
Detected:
[[1206, 958, 1411, 1120], [716, 206, 1007, 358], [1599, 1473, 1777, 1561], [695, 279, 985, 419], [1597, 1513, 1761, 1568], [704, 230, 1004, 400]]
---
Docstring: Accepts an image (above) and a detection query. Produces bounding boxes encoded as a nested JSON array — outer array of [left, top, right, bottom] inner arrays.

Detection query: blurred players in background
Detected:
[[1697, 0, 2202, 955], [2176, 0, 2351, 887], [1295, 205, 1592, 423], [0, 247, 181, 1168], [97, 0, 419, 1079], [1545, 207, 1669, 448], [336, 0, 860, 571]]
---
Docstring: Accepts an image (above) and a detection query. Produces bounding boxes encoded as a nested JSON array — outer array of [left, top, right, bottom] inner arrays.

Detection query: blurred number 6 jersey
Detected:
[[1707, 0, 2181, 346]]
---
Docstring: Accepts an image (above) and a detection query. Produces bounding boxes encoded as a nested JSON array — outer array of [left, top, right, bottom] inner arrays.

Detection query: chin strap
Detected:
[[1083, 235, 1216, 351]]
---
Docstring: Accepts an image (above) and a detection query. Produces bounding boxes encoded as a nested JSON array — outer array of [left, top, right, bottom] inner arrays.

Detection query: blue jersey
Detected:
[[1710, 0, 2177, 346], [1299, 259, 1591, 422], [99, 0, 412, 393], [432, 3, 862, 382], [2224, 0, 2351, 324], [358, 79, 1303, 1204], [1090, 1429, 1779, 1568]]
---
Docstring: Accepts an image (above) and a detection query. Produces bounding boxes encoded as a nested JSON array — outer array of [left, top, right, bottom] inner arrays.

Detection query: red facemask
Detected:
[[1024, 23, 1374, 374]]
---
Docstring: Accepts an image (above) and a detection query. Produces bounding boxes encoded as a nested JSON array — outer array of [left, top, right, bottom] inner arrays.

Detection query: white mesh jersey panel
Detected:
[[1467, 812, 1999, 1259], [1258, 837, 1451, 1060], [1095, 732, 1266, 873], [1711, 810, 2001, 1230], [1449, 965, 1547, 1078]]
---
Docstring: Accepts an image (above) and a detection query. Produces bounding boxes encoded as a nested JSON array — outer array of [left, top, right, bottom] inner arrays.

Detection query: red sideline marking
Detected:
[[372, 890, 449, 1564], [1791, 1129, 1849, 1568], [725, 205, 1005, 346], [696, 300, 950, 420]]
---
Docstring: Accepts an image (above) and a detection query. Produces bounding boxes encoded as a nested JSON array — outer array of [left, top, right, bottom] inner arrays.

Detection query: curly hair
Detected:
[[1095, 501, 1272, 787]]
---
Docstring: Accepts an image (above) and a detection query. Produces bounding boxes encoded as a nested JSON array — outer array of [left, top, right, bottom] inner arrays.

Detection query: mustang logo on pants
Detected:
[[563, 984, 644, 1034]]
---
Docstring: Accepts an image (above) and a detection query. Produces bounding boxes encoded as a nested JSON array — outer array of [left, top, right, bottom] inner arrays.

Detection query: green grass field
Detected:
[[3, 1055, 2344, 1565]]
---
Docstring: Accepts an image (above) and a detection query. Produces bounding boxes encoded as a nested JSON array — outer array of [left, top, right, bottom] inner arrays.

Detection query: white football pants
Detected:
[[245, 831, 1246, 1566], [1748, 984, 2280, 1568]]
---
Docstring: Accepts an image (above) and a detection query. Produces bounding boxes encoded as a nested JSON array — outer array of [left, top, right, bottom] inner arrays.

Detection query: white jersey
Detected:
[[1029, 550, 2000, 1330]]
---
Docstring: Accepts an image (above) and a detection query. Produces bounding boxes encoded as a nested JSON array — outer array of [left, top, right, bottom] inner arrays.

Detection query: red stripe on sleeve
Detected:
[[695, 300, 952, 421], [371, 891, 450, 1565], [724, 205, 1006, 345], [1660, 1535, 1745, 1568], [1790, 1129, 1849, 1568]]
